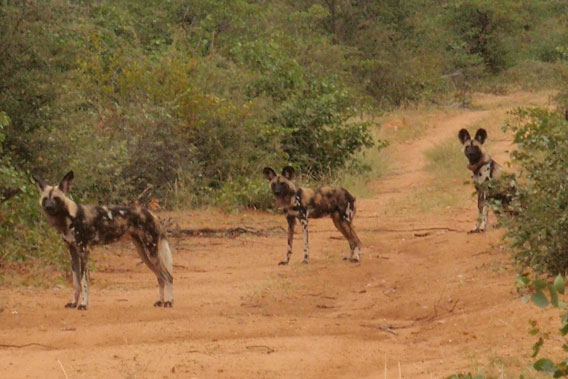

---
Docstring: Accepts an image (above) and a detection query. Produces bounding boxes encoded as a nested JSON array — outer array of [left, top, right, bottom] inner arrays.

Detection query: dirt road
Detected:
[[0, 91, 558, 378]]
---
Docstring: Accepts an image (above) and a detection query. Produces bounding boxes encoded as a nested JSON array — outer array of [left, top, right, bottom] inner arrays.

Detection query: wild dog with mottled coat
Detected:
[[458, 128, 514, 233], [34, 171, 173, 310], [263, 166, 362, 264]]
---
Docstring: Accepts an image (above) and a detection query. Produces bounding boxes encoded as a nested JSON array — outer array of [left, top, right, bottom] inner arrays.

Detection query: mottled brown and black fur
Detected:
[[34, 171, 173, 310], [263, 166, 362, 264], [458, 128, 514, 233]]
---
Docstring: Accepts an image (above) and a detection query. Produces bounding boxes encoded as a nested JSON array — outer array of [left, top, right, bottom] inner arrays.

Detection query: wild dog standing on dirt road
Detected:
[[34, 171, 173, 310], [458, 128, 515, 233], [263, 166, 362, 265]]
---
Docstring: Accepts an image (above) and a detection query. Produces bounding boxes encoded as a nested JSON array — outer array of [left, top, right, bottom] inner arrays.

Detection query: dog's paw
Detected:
[[278, 261, 289, 266], [302, 259, 309, 264], [77, 305, 87, 311], [153, 300, 164, 307], [64, 302, 77, 308], [163, 301, 173, 308], [350, 257, 360, 263]]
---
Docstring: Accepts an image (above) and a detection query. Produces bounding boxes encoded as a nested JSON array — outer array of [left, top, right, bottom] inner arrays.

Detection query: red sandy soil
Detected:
[[0, 91, 561, 378]]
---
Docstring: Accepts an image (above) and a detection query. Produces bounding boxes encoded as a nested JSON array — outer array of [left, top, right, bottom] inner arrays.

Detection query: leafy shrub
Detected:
[[516, 274, 568, 377], [502, 108, 568, 274], [278, 79, 375, 177], [215, 176, 274, 212], [0, 113, 66, 283]]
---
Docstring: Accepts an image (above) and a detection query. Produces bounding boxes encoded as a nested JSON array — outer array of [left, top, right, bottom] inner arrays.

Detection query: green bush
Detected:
[[516, 274, 568, 377], [503, 108, 568, 274], [0, 113, 66, 282]]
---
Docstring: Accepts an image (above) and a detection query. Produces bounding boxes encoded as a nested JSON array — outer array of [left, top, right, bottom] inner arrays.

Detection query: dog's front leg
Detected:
[[300, 209, 310, 264], [470, 190, 488, 233], [77, 247, 90, 310], [279, 215, 296, 265], [64, 242, 81, 308]]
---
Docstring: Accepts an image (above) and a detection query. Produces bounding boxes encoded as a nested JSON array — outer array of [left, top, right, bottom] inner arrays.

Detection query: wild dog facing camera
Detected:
[[457, 128, 512, 233], [33, 171, 174, 310]]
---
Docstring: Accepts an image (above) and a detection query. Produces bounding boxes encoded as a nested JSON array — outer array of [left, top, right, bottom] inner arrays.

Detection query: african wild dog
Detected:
[[458, 128, 515, 233], [34, 171, 173, 310], [263, 166, 362, 264]]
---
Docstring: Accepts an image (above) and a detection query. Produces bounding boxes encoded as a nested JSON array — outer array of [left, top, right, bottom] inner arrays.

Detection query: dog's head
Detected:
[[33, 171, 77, 218], [458, 128, 487, 165], [263, 166, 297, 206]]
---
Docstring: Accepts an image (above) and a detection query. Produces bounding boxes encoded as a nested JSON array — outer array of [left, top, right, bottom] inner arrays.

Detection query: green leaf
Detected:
[[560, 323, 568, 336], [531, 291, 549, 308], [532, 337, 544, 357], [534, 358, 556, 372], [516, 274, 530, 288], [549, 285, 559, 307], [555, 275, 565, 295], [533, 279, 547, 290]]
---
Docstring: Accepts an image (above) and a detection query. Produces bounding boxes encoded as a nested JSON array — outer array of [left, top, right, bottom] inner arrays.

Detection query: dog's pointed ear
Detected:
[[474, 128, 487, 144], [281, 166, 295, 180], [58, 171, 74, 194], [458, 129, 471, 145], [32, 174, 46, 192], [263, 167, 276, 181]]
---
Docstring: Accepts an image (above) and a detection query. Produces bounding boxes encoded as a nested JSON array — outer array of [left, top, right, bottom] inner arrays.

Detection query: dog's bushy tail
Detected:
[[157, 235, 174, 284], [343, 188, 357, 219]]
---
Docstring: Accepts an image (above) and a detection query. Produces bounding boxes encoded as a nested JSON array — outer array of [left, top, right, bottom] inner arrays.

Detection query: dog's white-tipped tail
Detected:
[[158, 237, 173, 283]]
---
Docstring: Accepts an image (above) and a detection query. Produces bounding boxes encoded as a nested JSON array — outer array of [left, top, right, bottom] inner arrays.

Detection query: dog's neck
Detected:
[[468, 154, 491, 174]]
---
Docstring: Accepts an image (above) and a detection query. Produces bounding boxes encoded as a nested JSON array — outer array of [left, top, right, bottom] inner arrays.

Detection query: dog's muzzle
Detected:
[[273, 183, 283, 195], [465, 147, 482, 165], [42, 199, 58, 215]]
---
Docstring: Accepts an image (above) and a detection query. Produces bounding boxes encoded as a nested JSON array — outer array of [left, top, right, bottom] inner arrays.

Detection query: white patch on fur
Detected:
[[473, 164, 492, 184]]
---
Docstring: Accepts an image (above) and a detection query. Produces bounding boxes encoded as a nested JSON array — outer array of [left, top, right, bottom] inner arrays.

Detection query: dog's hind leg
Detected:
[[64, 242, 81, 308], [132, 234, 174, 308], [332, 213, 361, 263], [344, 222, 362, 262], [332, 213, 353, 260]]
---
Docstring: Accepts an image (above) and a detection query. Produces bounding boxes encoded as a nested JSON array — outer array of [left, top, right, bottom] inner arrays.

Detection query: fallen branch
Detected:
[[167, 226, 285, 238], [168, 224, 463, 239]]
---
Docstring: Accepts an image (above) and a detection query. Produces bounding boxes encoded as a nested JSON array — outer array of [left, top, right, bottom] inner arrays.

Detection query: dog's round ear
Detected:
[[32, 174, 46, 192], [281, 166, 295, 180], [58, 171, 74, 194], [474, 128, 488, 144], [458, 129, 471, 145], [263, 167, 277, 181]]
